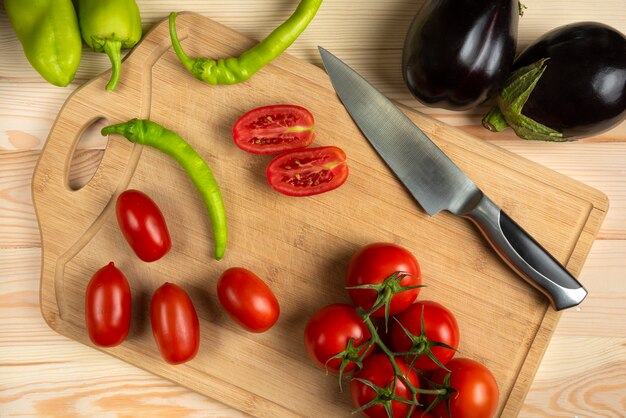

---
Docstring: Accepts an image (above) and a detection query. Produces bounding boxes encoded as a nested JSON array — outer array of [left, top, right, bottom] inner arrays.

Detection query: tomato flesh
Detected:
[[217, 267, 280, 333], [150, 283, 199, 365], [116, 189, 171, 262], [304, 303, 372, 373], [85, 262, 131, 347], [266, 146, 348, 196], [233, 104, 315, 154]]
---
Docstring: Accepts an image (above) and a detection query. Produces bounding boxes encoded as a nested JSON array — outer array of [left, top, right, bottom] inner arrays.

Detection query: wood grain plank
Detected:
[[521, 336, 626, 418], [0, 150, 105, 248], [556, 240, 626, 337]]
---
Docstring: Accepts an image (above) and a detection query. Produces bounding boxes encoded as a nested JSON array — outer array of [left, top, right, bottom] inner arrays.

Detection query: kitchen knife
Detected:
[[319, 47, 587, 311]]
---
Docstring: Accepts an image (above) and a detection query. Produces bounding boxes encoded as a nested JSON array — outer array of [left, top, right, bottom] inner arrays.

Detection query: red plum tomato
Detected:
[[391, 300, 460, 370], [217, 267, 280, 333], [304, 303, 372, 373], [427, 358, 499, 418], [346, 243, 421, 317], [232, 104, 315, 154], [351, 353, 420, 418], [116, 189, 171, 262], [85, 262, 131, 347], [150, 283, 199, 365], [266, 146, 348, 197]]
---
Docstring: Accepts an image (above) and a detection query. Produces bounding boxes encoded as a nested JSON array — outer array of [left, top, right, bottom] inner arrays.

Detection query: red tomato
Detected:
[[351, 353, 420, 418], [411, 410, 436, 418], [232, 104, 315, 154], [266, 146, 348, 197], [391, 301, 459, 371], [150, 283, 199, 364], [304, 303, 372, 373], [346, 243, 421, 318], [427, 358, 499, 418], [217, 267, 280, 333], [116, 189, 171, 262], [85, 262, 131, 347]]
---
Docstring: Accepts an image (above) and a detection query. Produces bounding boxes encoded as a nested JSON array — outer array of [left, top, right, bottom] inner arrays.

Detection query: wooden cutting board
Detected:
[[32, 13, 608, 417]]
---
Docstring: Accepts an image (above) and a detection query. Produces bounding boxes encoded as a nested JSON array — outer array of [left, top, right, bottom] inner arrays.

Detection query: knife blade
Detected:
[[319, 46, 587, 310]]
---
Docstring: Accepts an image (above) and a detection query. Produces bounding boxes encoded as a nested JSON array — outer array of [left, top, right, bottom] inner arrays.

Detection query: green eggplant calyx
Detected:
[[101, 39, 122, 91], [493, 58, 565, 141], [518, 2, 528, 16], [482, 107, 509, 132]]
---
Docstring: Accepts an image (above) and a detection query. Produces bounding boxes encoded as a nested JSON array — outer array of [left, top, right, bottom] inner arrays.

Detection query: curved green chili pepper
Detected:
[[101, 119, 227, 260], [78, 0, 143, 91], [5, 0, 82, 87], [169, 0, 323, 85]]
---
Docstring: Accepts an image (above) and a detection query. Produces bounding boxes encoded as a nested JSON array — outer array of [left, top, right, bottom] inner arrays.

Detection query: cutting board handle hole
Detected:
[[67, 117, 110, 191]]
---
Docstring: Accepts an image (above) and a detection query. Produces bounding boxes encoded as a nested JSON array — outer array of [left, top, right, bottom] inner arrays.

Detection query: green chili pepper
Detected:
[[5, 0, 82, 87], [101, 119, 227, 260], [169, 0, 323, 85], [78, 0, 143, 91]]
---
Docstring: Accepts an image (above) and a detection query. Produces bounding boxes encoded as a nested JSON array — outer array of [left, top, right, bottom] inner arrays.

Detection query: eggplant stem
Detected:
[[482, 107, 509, 132]]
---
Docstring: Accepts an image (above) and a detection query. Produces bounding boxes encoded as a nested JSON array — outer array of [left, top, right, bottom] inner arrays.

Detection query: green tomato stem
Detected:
[[358, 310, 447, 397]]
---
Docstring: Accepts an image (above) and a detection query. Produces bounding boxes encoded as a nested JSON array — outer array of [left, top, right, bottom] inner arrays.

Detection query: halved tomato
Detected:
[[266, 146, 348, 196], [232, 104, 315, 154]]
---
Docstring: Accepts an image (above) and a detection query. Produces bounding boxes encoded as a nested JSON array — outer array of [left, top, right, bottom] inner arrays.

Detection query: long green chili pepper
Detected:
[[101, 119, 227, 260], [169, 0, 323, 85], [78, 0, 143, 91], [5, 0, 82, 87]]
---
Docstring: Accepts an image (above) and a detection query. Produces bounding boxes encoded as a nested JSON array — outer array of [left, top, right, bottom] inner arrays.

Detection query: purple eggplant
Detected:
[[402, 0, 521, 110], [483, 22, 626, 141]]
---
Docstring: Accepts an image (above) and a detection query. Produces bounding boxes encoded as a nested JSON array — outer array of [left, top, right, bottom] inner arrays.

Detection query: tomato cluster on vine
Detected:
[[304, 242, 499, 418]]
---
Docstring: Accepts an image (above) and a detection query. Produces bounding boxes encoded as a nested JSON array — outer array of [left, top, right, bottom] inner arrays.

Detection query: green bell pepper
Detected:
[[77, 0, 143, 91], [5, 0, 82, 87]]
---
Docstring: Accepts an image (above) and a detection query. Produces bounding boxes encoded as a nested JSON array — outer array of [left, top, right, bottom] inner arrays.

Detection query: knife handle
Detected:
[[465, 195, 587, 310]]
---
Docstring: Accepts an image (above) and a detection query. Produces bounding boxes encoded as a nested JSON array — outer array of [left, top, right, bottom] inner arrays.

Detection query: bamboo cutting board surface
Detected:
[[32, 13, 607, 417]]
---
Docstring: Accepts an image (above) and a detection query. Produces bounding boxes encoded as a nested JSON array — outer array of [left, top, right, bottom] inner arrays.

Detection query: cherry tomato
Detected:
[[217, 267, 280, 333], [346, 243, 421, 317], [411, 410, 436, 418], [85, 262, 131, 347], [351, 353, 420, 418], [232, 104, 315, 154], [150, 283, 199, 364], [304, 303, 372, 373], [266, 146, 348, 197], [116, 189, 171, 262], [391, 301, 459, 370], [427, 358, 499, 418]]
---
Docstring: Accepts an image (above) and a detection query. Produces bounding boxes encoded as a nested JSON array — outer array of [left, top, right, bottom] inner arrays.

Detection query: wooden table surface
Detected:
[[1, 1, 625, 417]]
